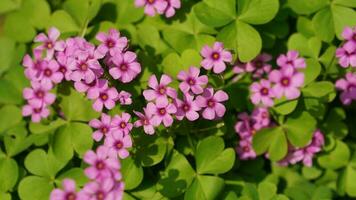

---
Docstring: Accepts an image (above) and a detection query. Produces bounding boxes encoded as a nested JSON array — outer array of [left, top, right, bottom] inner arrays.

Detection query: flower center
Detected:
[[80, 63, 88, 71], [95, 161, 105, 170], [286, 60, 293, 65], [159, 108, 166, 115], [106, 40, 115, 48], [66, 192, 76, 200], [211, 52, 220, 60], [101, 126, 109, 134], [36, 90, 45, 98], [46, 41, 53, 49], [120, 122, 126, 129], [96, 191, 105, 200], [261, 112, 268, 118], [353, 34, 356, 41], [59, 66, 67, 73], [115, 141, 123, 149], [281, 77, 290, 86], [120, 64, 128, 71], [187, 78, 195, 85], [34, 108, 41, 113], [255, 60, 263, 68], [147, 0, 155, 4], [100, 93, 108, 101], [260, 87, 269, 95], [87, 79, 97, 87], [143, 118, 149, 125], [251, 129, 256, 135], [182, 104, 190, 112], [242, 146, 250, 152], [44, 69, 52, 77], [158, 87, 166, 95], [207, 99, 215, 108]]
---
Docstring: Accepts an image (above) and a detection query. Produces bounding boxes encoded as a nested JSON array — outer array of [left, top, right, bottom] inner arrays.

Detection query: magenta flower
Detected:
[[236, 139, 256, 160], [56, 52, 75, 81], [335, 72, 356, 105], [80, 178, 115, 200], [34, 27, 65, 59], [69, 52, 103, 83], [143, 74, 177, 104], [195, 88, 229, 120], [22, 49, 46, 80], [200, 42, 232, 74], [336, 42, 356, 68], [40, 59, 64, 87], [175, 94, 201, 121], [105, 130, 132, 159], [146, 98, 177, 127], [96, 28, 128, 56], [164, 0, 181, 18], [250, 79, 275, 107], [83, 146, 120, 180], [251, 108, 270, 130], [277, 50, 306, 69], [134, 0, 168, 16], [88, 87, 119, 112], [89, 113, 114, 142], [177, 66, 208, 94], [112, 112, 133, 135], [23, 81, 55, 107], [269, 66, 304, 100], [117, 91, 132, 105], [342, 26, 356, 45], [134, 109, 155, 135], [109, 51, 141, 83], [22, 102, 50, 123], [74, 79, 107, 94], [50, 179, 78, 200]]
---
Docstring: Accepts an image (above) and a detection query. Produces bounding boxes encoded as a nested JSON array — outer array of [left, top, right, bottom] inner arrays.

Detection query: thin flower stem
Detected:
[[190, 122, 225, 133], [187, 132, 195, 153], [79, 18, 89, 38]]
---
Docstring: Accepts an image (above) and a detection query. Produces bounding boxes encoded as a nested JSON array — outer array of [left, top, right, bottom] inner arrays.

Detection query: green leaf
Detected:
[[0, 192, 11, 200], [0, 37, 16, 74], [52, 122, 93, 162], [287, 0, 328, 15], [48, 10, 80, 34], [195, 136, 235, 174], [29, 119, 67, 135], [273, 98, 298, 115], [18, 176, 53, 200], [322, 107, 348, 139], [302, 81, 335, 98], [297, 17, 315, 38], [161, 49, 201, 77], [334, 0, 356, 7], [134, 134, 167, 167], [258, 182, 277, 200], [238, 0, 279, 25], [343, 165, 356, 197], [0, 158, 18, 192], [185, 175, 224, 200], [218, 20, 261, 62], [63, 0, 102, 27], [21, 0, 51, 29], [0, 105, 22, 134], [59, 88, 100, 121], [4, 124, 34, 157], [331, 4, 356, 39], [3, 11, 36, 42], [284, 111, 317, 147], [312, 7, 334, 42], [302, 58, 321, 86], [318, 140, 350, 170], [116, 0, 144, 24], [157, 150, 195, 198], [0, 79, 23, 105], [268, 130, 288, 161], [194, 0, 236, 27], [0, 0, 20, 14], [121, 156, 143, 190], [57, 168, 88, 187], [137, 22, 169, 54], [287, 34, 321, 58]]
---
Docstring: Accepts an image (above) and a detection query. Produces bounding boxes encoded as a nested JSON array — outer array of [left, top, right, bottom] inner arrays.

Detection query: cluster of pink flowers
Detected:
[[336, 27, 356, 68], [278, 130, 324, 167], [247, 51, 305, 107], [234, 108, 324, 167], [22, 27, 140, 121], [235, 108, 270, 160], [233, 53, 272, 79], [335, 72, 356, 105], [134, 0, 181, 18]]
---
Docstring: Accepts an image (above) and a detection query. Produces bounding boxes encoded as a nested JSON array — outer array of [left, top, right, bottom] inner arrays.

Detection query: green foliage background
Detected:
[[1, 0, 356, 199]]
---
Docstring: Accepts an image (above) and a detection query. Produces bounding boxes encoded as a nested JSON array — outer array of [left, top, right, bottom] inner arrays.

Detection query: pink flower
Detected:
[[143, 74, 177, 104], [250, 79, 275, 107], [174, 94, 201, 121], [335, 72, 356, 105], [234, 53, 272, 78], [22, 102, 50, 123], [89, 113, 114, 142], [105, 130, 132, 159], [234, 112, 254, 139], [200, 42, 232, 74], [40, 59, 64, 87], [177, 66, 208, 94], [269, 66, 304, 100], [50, 179, 78, 200], [69, 52, 103, 83], [96, 29, 128, 57], [146, 98, 177, 127], [117, 91, 132, 105], [56, 52, 75, 81], [74, 79, 107, 94], [336, 42, 356, 68], [342, 26, 356, 45], [251, 108, 270, 130], [80, 178, 115, 200], [22, 49, 46, 80], [88, 87, 119, 112], [23, 81, 55, 107], [196, 88, 229, 120], [112, 113, 133, 135], [34, 27, 65, 59], [83, 146, 120, 180], [164, 0, 181, 18], [134, 109, 155, 135], [277, 50, 306, 69], [236, 139, 256, 160], [135, 0, 168, 16], [109, 51, 141, 83]]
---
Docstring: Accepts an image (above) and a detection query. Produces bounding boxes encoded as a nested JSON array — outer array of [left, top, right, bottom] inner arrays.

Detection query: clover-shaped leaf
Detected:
[[121, 156, 144, 190], [161, 49, 201, 78], [318, 140, 350, 170], [185, 175, 224, 200], [0, 105, 22, 134]]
